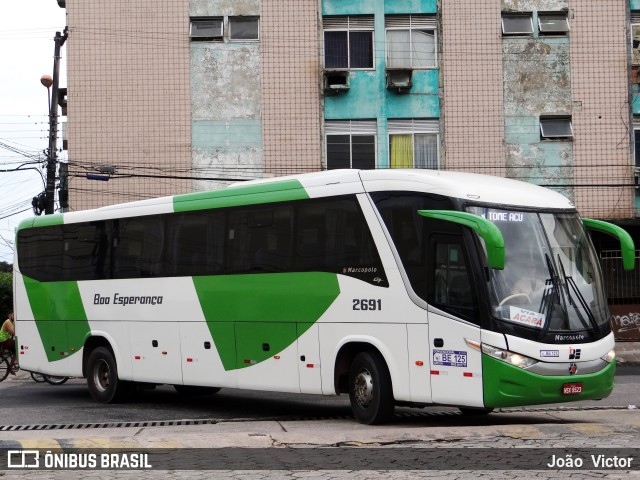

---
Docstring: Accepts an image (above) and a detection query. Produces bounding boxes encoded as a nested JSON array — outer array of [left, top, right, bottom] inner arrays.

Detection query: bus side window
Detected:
[[113, 217, 165, 278]]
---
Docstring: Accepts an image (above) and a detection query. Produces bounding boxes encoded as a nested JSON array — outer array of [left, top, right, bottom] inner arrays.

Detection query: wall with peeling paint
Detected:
[[190, 0, 262, 191], [503, 28, 573, 199], [322, 0, 439, 168]]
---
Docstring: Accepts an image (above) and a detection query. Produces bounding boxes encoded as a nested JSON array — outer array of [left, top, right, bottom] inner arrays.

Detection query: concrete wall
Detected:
[[190, 0, 262, 191], [441, 0, 505, 175], [322, 0, 439, 168], [66, 0, 191, 210], [569, 0, 633, 218]]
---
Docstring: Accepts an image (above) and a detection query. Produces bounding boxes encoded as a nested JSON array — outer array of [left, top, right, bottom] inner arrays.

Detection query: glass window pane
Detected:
[[229, 17, 259, 40], [324, 31, 348, 68], [502, 14, 533, 34], [191, 18, 223, 38], [352, 135, 376, 169], [540, 117, 573, 138], [349, 31, 373, 68], [635, 130, 640, 167], [390, 134, 413, 168], [327, 135, 351, 169], [538, 14, 569, 34], [387, 30, 411, 68], [414, 133, 438, 169], [412, 30, 435, 67]]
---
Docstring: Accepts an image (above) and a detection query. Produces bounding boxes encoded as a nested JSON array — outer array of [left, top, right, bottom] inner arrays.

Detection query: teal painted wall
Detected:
[[632, 1, 640, 11], [322, 0, 439, 167]]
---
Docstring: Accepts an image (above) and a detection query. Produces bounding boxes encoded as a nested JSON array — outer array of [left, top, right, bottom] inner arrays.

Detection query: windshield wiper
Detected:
[[556, 254, 599, 334], [539, 253, 561, 338]]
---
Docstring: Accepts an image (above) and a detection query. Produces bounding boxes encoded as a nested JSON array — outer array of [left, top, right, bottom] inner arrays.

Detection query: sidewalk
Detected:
[[615, 341, 640, 365]]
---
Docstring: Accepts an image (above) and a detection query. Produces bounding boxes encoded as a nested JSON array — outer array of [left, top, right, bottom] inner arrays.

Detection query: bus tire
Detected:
[[43, 375, 69, 385], [87, 347, 131, 403], [348, 351, 394, 425], [173, 385, 221, 396]]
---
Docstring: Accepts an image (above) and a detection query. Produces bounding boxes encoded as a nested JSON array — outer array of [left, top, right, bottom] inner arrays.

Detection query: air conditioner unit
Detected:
[[386, 69, 413, 93], [323, 70, 350, 94]]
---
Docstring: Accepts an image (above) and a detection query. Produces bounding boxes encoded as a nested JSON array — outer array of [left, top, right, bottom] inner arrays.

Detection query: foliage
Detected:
[[0, 262, 11, 273], [0, 271, 12, 318]]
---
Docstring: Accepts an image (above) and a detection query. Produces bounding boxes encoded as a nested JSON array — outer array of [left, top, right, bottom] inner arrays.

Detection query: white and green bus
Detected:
[[13, 170, 634, 424]]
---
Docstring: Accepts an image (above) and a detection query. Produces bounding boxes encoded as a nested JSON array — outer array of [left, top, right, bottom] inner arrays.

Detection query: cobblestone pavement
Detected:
[[0, 408, 639, 479]]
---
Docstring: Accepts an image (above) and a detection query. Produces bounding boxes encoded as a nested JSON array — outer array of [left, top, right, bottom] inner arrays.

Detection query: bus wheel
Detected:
[[173, 385, 221, 396], [348, 351, 394, 425], [43, 375, 69, 385], [87, 347, 131, 403], [458, 407, 494, 415]]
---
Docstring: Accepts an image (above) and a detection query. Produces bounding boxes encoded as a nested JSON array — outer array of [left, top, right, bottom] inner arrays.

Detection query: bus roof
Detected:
[[19, 170, 575, 229]]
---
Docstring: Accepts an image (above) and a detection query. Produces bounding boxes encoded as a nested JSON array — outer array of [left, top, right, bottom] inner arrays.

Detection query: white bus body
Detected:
[[13, 170, 631, 423]]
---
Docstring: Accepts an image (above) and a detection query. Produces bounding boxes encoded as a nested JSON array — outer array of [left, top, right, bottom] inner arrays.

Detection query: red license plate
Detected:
[[562, 382, 583, 395]]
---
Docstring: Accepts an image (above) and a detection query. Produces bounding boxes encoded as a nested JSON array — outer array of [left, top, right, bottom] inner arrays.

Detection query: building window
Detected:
[[538, 12, 569, 35], [229, 16, 259, 41], [501, 13, 533, 35], [385, 15, 436, 69], [190, 17, 224, 41], [388, 119, 439, 169], [323, 16, 374, 69], [540, 116, 573, 139], [325, 120, 376, 170], [632, 21, 640, 65], [635, 129, 640, 167]]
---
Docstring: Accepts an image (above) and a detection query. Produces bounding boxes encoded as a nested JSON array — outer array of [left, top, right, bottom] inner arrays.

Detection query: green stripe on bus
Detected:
[[173, 179, 309, 213], [193, 272, 340, 371], [482, 354, 615, 408], [23, 277, 90, 362]]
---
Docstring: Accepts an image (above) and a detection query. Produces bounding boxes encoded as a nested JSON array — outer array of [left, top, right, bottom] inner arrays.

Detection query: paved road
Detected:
[[0, 367, 638, 479]]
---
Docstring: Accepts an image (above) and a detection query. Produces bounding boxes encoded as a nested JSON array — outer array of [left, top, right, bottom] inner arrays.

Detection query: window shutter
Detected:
[[385, 15, 436, 29], [388, 119, 439, 133]]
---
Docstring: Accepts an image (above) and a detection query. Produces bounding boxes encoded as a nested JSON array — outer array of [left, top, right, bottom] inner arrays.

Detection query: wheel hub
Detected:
[[353, 369, 374, 408]]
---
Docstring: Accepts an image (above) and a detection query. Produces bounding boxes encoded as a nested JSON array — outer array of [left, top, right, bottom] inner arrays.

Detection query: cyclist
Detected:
[[0, 310, 16, 374]]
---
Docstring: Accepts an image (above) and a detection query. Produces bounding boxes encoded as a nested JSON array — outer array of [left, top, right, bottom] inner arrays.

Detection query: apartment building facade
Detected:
[[58, 0, 639, 336]]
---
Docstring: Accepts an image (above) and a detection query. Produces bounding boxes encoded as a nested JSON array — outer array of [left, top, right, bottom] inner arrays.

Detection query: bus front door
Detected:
[[426, 235, 484, 408]]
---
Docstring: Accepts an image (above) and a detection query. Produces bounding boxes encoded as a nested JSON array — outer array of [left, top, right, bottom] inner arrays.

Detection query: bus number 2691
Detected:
[[353, 299, 382, 311]]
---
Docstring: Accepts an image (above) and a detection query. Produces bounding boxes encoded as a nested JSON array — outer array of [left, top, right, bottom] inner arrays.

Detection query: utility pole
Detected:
[[44, 29, 68, 215]]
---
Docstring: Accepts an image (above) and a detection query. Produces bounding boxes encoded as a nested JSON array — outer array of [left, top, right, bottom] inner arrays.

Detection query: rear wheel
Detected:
[[44, 375, 69, 385], [31, 372, 46, 383], [348, 351, 394, 425], [86, 347, 132, 403]]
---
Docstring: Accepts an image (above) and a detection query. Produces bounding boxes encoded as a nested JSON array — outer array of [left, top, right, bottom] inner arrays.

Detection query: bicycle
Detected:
[[0, 348, 18, 382], [0, 348, 69, 385], [30, 371, 69, 385]]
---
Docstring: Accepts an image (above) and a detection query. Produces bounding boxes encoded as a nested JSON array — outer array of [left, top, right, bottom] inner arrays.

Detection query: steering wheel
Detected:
[[499, 292, 532, 306]]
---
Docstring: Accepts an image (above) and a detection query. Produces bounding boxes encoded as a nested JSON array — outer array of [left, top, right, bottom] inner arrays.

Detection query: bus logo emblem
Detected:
[[569, 347, 581, 360], [569, 363, 578, 375]]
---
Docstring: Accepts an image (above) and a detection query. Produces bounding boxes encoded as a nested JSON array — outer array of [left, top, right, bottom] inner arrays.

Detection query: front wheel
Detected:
[[44, 375, 69, 385], [348, 351, 394, 425], [86, 347, 131, 403], [31, 372, 46, 383]]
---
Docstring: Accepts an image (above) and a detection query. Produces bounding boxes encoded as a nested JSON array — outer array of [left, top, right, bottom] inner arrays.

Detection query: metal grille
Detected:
[[600, 250, 640, 304]]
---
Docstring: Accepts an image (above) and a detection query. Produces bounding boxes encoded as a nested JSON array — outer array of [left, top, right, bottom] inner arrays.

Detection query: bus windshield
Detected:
[[467, 207, 609, 336]]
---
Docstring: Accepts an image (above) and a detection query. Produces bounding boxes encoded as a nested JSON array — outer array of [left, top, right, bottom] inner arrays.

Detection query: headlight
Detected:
[[482, 344, 538, 369], [601, 349, 615, 363]]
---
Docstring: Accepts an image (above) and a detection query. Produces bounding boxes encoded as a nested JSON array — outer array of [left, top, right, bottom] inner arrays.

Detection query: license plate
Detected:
[[562, 382, 583, 395]]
